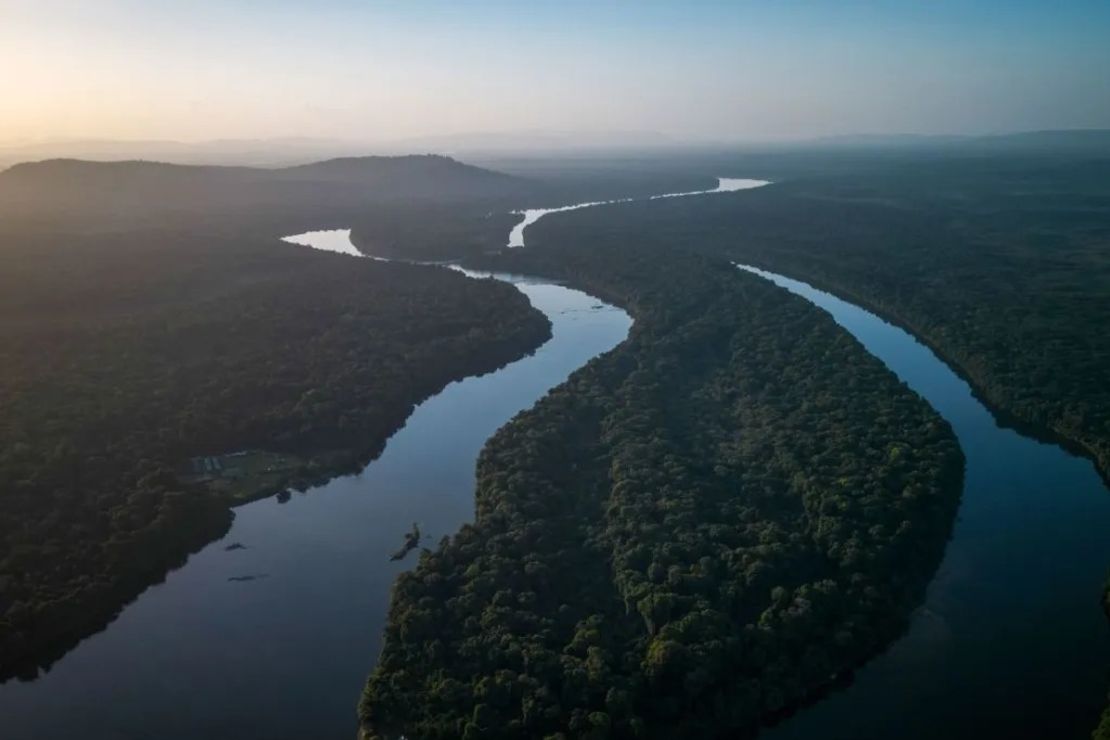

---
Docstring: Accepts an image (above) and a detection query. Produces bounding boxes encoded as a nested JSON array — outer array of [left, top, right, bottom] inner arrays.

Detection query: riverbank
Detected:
[[360, 244, 964, 738], [506, 177, 769, 248], [516, 171, 1110, 493], [734, 257, 1110, 489], [0, 231, 631, 740], [738, 264, 1110, 739], [0, 237, 552, 683]]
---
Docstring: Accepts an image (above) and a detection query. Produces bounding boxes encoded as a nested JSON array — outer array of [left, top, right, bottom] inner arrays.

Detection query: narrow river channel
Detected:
[[738, 265, 1110, 740], [507, 177, 769, 247]]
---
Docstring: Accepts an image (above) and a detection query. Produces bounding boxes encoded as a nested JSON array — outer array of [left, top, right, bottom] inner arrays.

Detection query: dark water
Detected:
[[0, 234, 631, 740], [739, 265, 1110, 740]]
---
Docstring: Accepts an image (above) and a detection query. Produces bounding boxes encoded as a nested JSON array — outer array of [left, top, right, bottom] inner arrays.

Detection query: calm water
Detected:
[[282, 228, 363, 256], [0, 232, 631, 740], [506, 177, 769, 247], [739, 265, 1110, 740]]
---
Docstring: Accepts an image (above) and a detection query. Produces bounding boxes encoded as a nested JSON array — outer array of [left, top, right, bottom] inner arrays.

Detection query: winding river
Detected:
[[739, 265, 1110, 740], [0, 232, 631, 739], [507, 177, 769, 247], [3, 178, 1107, 739]]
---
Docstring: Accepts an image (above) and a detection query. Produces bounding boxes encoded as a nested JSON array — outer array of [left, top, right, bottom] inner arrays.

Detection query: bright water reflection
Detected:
[[507, 176, 769, 247]]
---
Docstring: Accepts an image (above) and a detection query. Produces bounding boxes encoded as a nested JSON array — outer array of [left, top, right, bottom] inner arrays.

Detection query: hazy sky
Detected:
[[3, 0, 1109, 144]]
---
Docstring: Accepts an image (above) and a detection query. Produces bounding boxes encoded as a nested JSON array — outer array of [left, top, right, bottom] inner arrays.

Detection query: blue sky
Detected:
[[2, 0, 1108, 143]]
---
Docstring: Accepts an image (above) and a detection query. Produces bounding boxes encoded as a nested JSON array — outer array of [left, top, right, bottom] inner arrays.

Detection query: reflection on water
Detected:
[[0, 231, 630, 740], [739, 264, 1110, 740], [281, 229, 363, 256]]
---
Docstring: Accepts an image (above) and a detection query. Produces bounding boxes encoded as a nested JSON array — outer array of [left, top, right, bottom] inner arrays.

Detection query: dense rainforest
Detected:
[[359, 244, 964, 738], [0, 227, 550, 678], [523, 153, 1110, 483]]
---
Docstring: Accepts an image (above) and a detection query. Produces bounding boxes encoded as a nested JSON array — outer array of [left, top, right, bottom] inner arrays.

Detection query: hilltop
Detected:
[[0, 154, 529, 232]]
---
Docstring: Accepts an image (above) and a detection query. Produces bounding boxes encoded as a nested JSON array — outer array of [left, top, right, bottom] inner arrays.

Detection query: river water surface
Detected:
[[739, 265, 1110, 740], [0, 232, 631, 740]]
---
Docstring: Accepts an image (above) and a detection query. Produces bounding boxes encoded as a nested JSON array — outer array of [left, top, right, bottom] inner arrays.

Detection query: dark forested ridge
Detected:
[[0, 155, 537, 247], [359, 244, 964, 738], [522, 154, 1110, 483], [0, 228, 551, 678], [0, 154, 523, 212], [0, 155, 711, 256]]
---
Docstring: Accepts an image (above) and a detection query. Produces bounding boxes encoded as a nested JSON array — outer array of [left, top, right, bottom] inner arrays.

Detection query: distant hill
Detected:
[[276, 155, 520, 196], [0, 131, 678, 169], [0, 137, 363, 169], [0, 155, 529, 230]]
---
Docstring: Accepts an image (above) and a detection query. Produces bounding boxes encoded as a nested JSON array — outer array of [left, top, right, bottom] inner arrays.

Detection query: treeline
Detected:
[[0, 228, 551, 677], [520, 154, 1110, 482], [348, 202, 523, 261], [359, 244, 964, 738]]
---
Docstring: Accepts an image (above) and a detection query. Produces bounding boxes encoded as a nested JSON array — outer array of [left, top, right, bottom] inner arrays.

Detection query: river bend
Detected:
[[0, 233, 630, 739], [739, 264, 1110, 740]]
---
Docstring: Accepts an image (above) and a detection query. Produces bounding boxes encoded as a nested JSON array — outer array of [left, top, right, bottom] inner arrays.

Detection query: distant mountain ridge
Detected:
[[0, 154, 529, 229], [1, 153, 518, 189], [4, 129, 1107, 172], [277, 154, 519, 189], [0, 131, 677, 168], [0, 137, 362, 169]]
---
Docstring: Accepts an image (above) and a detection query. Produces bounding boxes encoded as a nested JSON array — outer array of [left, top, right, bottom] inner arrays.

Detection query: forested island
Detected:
[[359, 243, 964, 738], [521, 153, 1110, 483], [0, 226, 550, 677]]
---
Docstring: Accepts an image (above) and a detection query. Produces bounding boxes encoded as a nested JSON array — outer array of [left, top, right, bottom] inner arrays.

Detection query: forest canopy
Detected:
[[359, 244, 964, 738], [0, 227, 550, 677], [522, 153, 1110, 483]]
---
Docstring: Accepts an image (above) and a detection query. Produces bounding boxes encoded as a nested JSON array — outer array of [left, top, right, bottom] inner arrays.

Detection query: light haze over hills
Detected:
[[4, 128, 1110, 171]]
